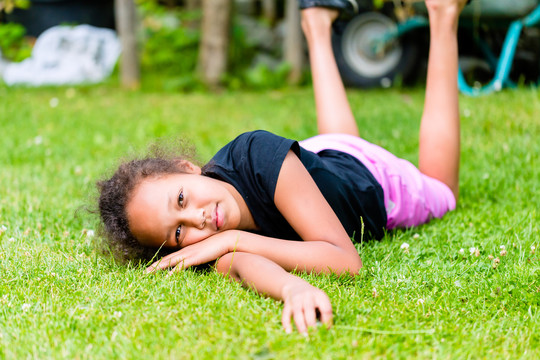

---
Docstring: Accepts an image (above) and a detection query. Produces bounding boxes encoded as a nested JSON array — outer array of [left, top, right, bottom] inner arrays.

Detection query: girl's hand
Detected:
[[145, 231, 236, 273], [281, 281, 333, 334]]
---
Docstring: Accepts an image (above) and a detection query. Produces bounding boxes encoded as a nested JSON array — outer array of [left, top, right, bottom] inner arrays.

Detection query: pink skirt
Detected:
[[300, 134, 456, 229]]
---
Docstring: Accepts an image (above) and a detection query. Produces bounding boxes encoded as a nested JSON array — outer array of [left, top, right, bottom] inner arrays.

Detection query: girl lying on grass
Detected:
[[97, 0, 469, 334]]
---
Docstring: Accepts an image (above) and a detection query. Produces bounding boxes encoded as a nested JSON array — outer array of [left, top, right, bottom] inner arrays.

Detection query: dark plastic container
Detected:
[[5, 0, 115, 37]]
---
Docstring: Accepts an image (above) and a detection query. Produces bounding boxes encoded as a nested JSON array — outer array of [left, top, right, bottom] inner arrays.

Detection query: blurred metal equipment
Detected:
[[333, 0, 540, 95]]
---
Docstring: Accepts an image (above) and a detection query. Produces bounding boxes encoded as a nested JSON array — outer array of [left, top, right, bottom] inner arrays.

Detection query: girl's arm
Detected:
[[148, 150, 363, 275], [215, 251, 333, 334]]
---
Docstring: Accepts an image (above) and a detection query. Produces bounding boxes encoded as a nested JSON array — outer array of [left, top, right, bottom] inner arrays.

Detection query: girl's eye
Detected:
[[175, 226, 182, 243], [178, 190, 184, 207]]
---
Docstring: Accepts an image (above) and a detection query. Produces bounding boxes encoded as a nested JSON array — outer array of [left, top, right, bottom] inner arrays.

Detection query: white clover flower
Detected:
[[86, 230, 95, 238], [500, 245, 506, 250], [500, 249, 507, 257], [417, 298, 425, 305], [492, 257, 500, 269], [33, 136, 43, 145], [49, 97, 59, 108], [469, 247, 477, 255], [413, 233, 420, 239], [8, 237, 15, 242], [21, 303, 31, 312], [401, 242, 409, 250], [474, 248, 480, 257], [114, 311, 122, 319], [458, 248, 465, 256], [488, 254, 494, 260], [531, 245, 536, 254]]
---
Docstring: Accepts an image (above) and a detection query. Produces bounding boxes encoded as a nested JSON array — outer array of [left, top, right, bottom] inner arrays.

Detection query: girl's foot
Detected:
[[301, 7, 339, 32], [425, 0, 469, 15], [299, 0, 361, 33], [298, 0, 359, 20]]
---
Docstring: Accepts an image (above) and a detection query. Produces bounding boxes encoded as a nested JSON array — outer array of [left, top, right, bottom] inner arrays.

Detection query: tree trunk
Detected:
[[115, 0, 140, 89], [185, 0, 201, 11], [284, 0, 304, 84], [198, 0, 232, 88], [262, 0, 277, 24]]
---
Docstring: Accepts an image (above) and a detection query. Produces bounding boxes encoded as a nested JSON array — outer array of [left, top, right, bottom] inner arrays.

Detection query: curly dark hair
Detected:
[[96, 140, 202, 263]]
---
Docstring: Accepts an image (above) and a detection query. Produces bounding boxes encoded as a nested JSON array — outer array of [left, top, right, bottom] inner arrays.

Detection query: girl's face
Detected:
[[126, 167, 255, 249]]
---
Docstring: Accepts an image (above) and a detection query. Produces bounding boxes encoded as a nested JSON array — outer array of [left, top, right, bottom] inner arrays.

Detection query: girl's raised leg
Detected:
[[419, 0, 468, 200], [300, 8, 360, 137]]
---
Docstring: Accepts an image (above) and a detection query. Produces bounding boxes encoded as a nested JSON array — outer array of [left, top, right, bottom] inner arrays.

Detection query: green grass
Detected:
[[0, 82, 539, 359]]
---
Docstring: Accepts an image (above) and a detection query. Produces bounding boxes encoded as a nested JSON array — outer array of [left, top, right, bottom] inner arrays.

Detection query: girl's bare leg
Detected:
[[419, 0, 468, 200], [301, 8, 359, 137]]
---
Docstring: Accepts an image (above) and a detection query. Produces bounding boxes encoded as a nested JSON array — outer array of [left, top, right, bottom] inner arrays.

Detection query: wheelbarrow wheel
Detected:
[[332, 12, 419, 88]]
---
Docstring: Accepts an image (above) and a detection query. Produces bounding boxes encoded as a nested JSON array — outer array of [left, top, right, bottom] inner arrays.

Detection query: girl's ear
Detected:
[[178, 160, 202, 175]]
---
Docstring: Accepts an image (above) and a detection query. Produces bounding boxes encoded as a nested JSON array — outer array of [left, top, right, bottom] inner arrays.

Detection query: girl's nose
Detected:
[[181, 208, 206, 229]]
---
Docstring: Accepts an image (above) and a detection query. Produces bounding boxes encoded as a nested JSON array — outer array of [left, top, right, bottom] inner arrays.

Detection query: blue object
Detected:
[[458, 4, 540, 96], [375, 3, 540, 96]]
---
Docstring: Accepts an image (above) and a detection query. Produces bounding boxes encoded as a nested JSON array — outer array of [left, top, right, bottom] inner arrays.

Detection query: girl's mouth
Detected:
[[215, 204, 221, 230]]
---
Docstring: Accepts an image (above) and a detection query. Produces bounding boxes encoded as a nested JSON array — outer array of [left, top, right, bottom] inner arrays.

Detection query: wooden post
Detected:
[[284, 0, 304, 84], [115, 0, 140, 89], [198, 0, 232, 88]]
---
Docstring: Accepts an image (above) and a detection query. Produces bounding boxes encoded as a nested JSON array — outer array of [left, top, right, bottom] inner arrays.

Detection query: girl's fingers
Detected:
[[315, 296, 333, 327], [303, 298, 317, 329], [281, 302, 293, 334], [145, 253, 184, 273], [168, 259, 187, 275], [292, 306, 308, 335]]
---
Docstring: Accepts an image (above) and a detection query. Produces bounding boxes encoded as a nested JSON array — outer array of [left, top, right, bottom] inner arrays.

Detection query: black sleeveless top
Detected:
[[202, 131, 386, 241]]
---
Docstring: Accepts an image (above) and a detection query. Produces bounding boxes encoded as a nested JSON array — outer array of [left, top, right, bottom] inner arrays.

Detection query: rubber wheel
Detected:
[[332, 12, 419, 88]]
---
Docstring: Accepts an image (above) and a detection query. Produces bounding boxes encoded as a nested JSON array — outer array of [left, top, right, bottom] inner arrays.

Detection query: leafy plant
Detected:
[[242, 62, 292, 90], [136, 1, 292, 91], [0, 22, 32, 61], [0, 0, 29, 13]]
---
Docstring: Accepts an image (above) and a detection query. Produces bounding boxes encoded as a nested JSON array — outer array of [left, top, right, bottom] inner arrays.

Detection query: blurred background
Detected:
[[1, 0, 539, 93]]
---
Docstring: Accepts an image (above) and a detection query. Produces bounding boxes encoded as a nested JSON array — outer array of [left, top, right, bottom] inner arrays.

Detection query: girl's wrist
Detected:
[[221, 229, 242, 254], [280, 277, 309, 301]]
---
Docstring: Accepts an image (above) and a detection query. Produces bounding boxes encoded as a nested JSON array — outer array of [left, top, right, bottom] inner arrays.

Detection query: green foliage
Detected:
[[226, 20, 293, 91], [139, 6, 200, 73], [0, 22, 32, 61], [141, 20, 200, 75], [243, 62, 292, 90], [136, 2, 290, 91], [0, 0, 29, 13]]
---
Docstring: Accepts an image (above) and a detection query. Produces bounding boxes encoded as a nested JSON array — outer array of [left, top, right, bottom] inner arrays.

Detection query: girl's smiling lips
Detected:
[[214, 204, 221, 230]]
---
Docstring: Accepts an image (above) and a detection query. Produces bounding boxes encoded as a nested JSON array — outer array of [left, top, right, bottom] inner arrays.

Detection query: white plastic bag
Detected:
[[2, 24, 121, 86]]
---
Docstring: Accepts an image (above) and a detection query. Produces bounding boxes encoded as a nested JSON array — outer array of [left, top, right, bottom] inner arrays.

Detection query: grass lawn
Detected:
[[0, 82, 539, 359]]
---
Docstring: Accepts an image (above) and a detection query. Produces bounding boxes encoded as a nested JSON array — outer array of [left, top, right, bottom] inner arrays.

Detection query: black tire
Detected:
[[332, 12, 419, 88]]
